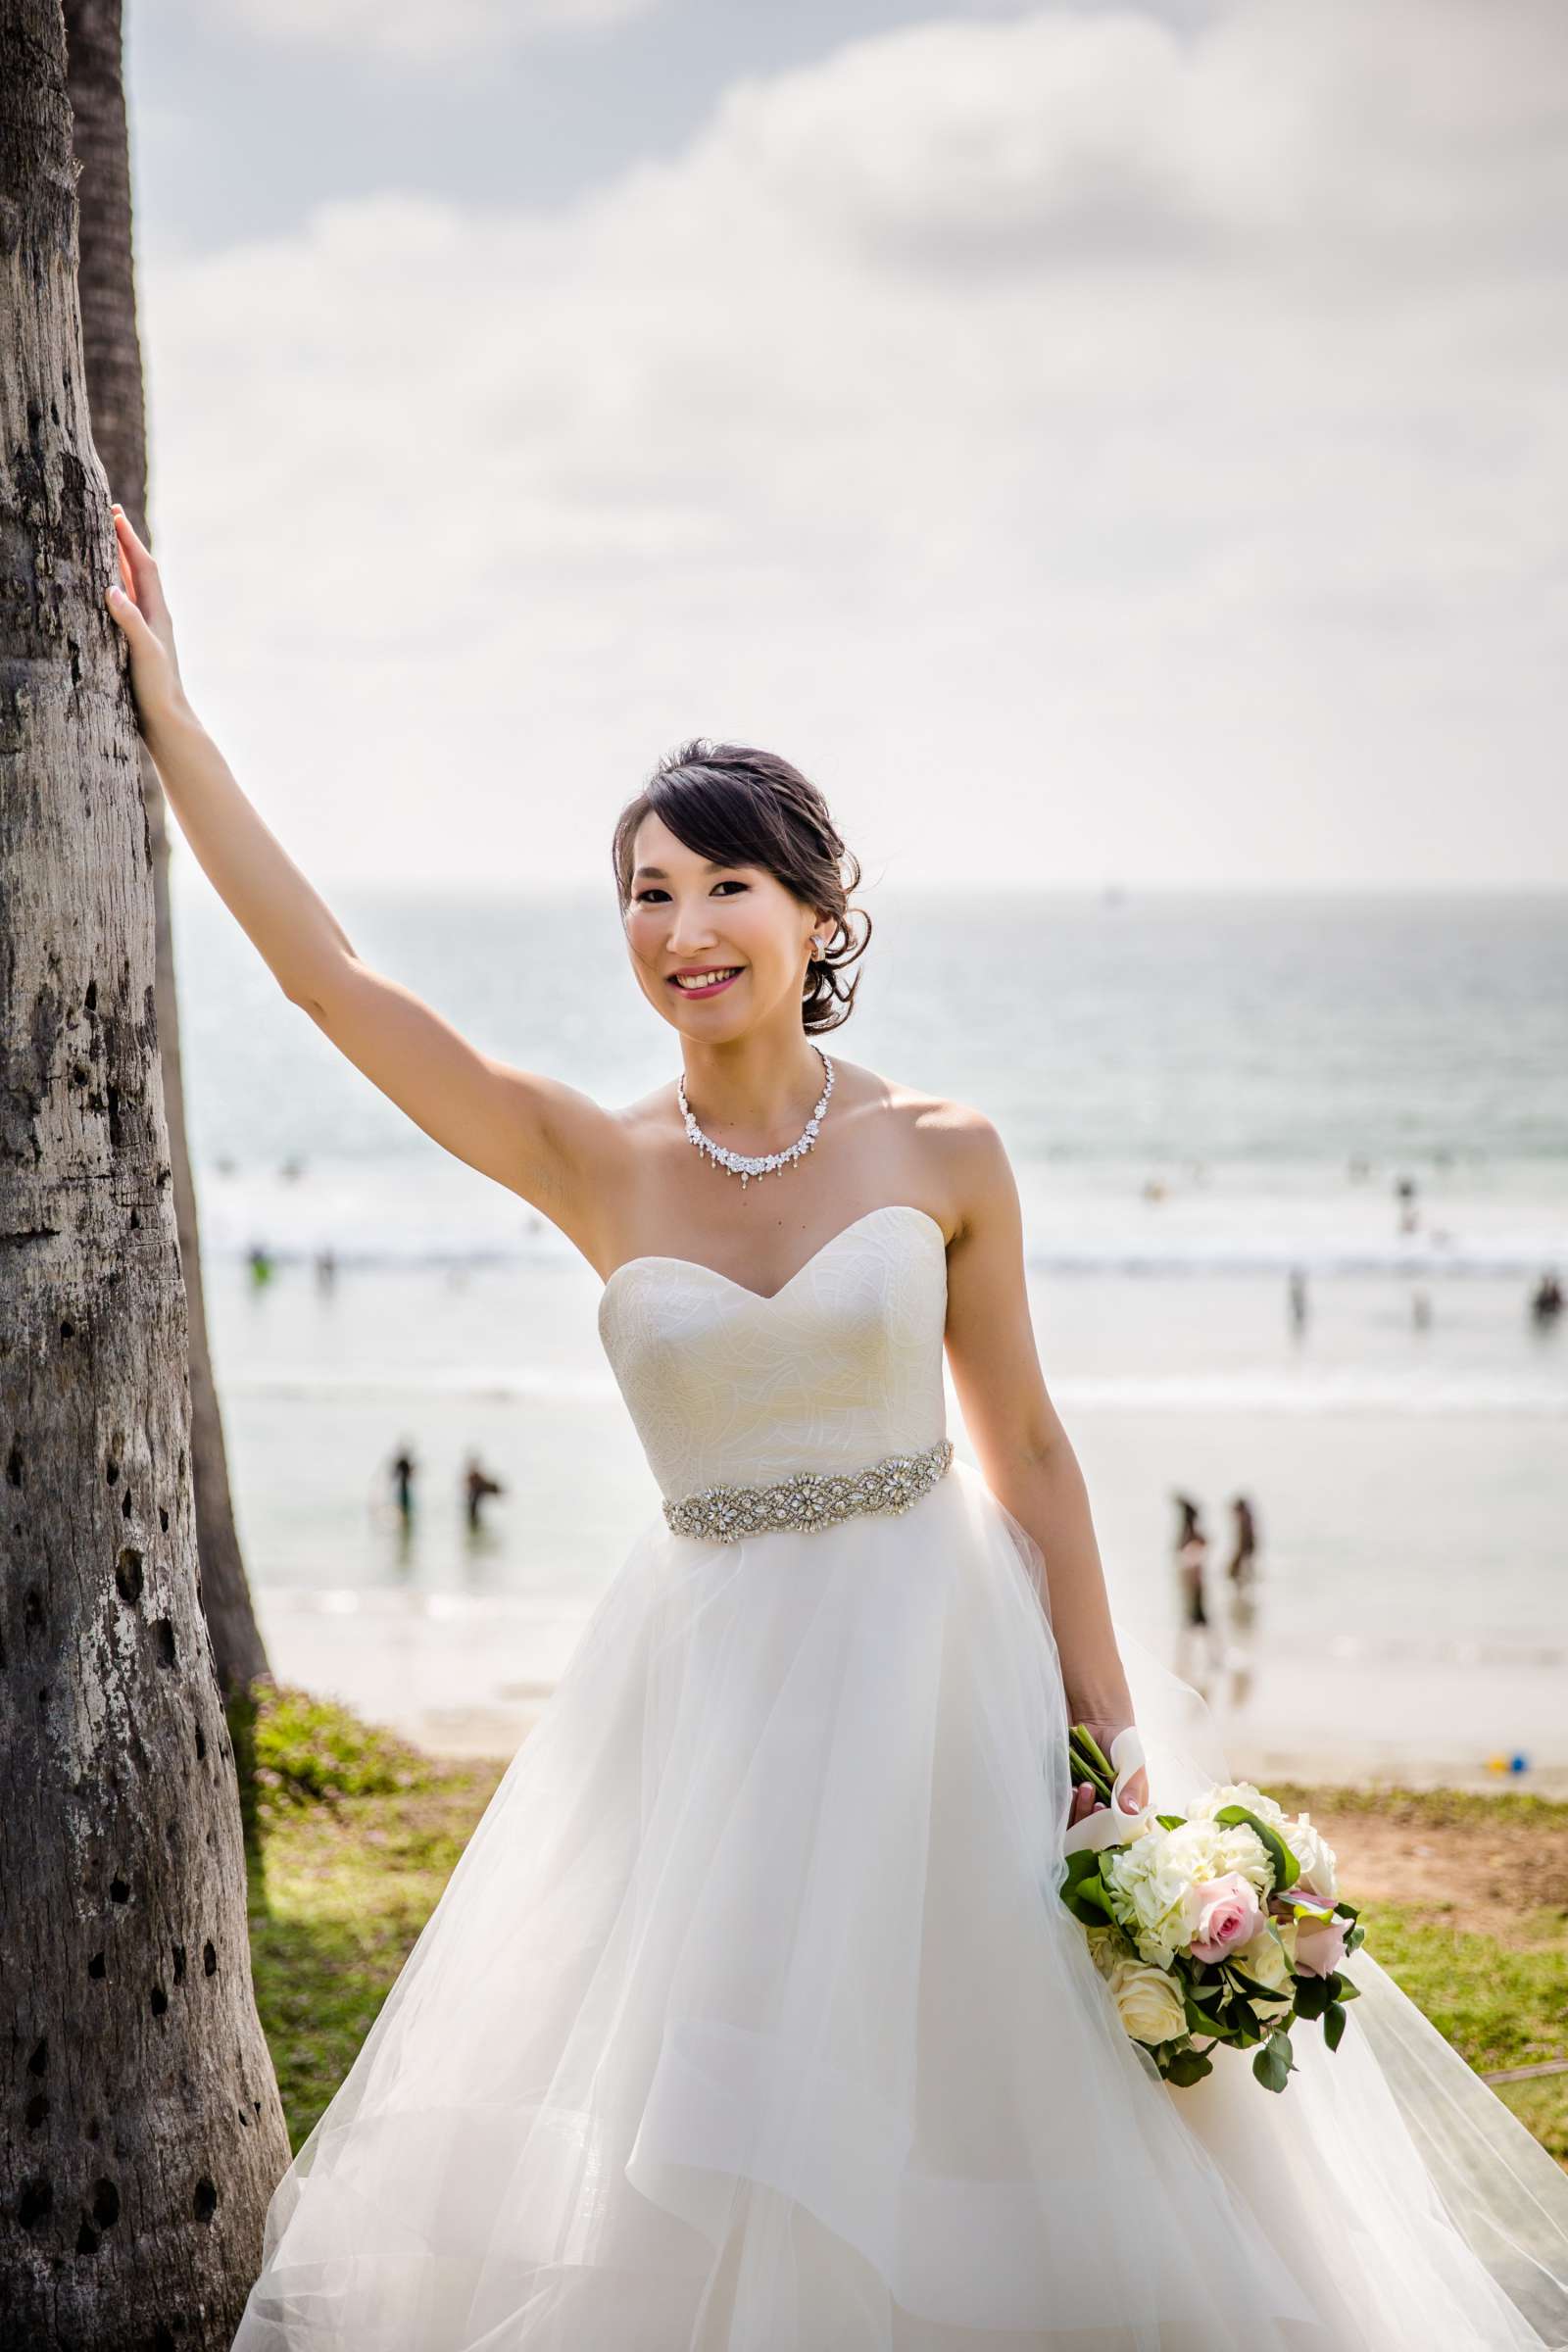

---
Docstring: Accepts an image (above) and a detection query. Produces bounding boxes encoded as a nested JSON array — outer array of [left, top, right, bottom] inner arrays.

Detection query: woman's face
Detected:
[[622, 810, 821, 1038]]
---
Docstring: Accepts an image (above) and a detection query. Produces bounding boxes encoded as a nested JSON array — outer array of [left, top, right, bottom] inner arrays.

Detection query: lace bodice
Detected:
[[596, 1202, 951, 1499]]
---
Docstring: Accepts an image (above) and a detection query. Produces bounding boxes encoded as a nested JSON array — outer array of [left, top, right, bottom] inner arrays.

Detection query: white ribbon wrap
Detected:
[[1061, 1725, 1151, 1855]]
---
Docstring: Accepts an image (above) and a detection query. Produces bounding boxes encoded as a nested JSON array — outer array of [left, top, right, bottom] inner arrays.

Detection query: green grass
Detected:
[[254, 1682, 437, 1808], [1269, 1779, 1568, 2161], [1349, 1904, 1568, 2160], [245, 1687, 503, 2151], [244, 1707, 1567, 2161], [1268, 1780, 1568, 1832]]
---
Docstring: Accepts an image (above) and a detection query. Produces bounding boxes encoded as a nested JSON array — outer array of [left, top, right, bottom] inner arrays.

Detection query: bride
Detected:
[[107, 512, 1568, 2351]]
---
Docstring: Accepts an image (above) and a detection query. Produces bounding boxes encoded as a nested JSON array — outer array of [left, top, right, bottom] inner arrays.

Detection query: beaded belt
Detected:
[[662, 1435, 955, 1544]]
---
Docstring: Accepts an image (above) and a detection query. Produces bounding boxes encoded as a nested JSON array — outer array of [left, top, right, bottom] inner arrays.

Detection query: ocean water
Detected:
[[172, 881, 1568, 1779]]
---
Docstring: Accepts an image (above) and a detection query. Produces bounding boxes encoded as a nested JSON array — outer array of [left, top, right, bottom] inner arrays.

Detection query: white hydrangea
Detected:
[[1103, 1816, 1276, 1967], [1167, 1817, 1275, 1898], [1102, 1827, 1193, 1967], [1188, 1781, 1289, 1831]]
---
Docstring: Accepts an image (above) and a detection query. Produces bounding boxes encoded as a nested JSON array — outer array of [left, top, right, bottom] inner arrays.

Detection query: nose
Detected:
[[664, 896, 720, 956]]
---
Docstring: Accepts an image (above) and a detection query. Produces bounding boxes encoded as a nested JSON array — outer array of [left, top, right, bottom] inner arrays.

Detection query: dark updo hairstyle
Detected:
[[611, 738, 871, 1036]]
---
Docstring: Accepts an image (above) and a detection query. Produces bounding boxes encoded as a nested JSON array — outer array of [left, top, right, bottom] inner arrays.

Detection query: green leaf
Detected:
[[1163, 2045, 1215, 2087], [1335, 1976, 1362, 2003], [1184, 1990, 1228, 2036], [1225, 1965, 1289, 2005], [1214, 1805, 1299, 1893], [1251, 2030, 1297, 2093], [1323, 2000, 1348, 2052], [1155, 1812, 1185, 1831]]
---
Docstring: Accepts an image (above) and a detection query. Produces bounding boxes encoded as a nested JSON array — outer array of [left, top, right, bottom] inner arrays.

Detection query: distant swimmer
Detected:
[[1531, 1268, 1564, 1327], [464, 1453, 506, 1532], [1395, 1173, 1419, 1236], [1223, 1494, 1261, 1707], [1171, 1492, 1216, 1690], [390, 1443, 416, 1528], [1288, 1265, 1308, 1332], [1225, 1494, 1258, 1601]]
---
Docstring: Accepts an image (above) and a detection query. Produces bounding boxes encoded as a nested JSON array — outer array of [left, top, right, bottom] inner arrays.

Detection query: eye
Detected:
[[634, 879, 750, 903]]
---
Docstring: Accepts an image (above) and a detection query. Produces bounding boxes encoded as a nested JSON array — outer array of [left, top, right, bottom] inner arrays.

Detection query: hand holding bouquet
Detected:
[[1061, 1726, 1364, 2093]]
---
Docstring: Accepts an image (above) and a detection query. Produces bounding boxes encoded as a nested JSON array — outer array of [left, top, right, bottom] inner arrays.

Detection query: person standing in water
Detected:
[[390, 1442, 416, 1529], [1287, 1264, 1308, 1333], [1222, 1493, 1261, 1707], [463, 1453, 505, 1533], [1171, 1491, 1214, 1690]]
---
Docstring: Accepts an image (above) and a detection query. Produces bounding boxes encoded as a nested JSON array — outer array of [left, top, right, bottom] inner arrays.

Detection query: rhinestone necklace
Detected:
[[679, 1047, 834, 1187]]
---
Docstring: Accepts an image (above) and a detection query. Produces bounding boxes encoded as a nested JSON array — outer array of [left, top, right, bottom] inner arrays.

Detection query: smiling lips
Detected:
[[670, 966, 742, 995]]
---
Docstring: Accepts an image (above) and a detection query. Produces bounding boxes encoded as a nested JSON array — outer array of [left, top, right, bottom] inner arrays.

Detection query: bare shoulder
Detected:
[[914, 1096, 1017, 1250], [837, 1059, 1013, 1249]]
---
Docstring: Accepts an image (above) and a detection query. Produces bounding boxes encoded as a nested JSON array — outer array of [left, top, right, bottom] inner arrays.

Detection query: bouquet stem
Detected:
[[1068, 1723, 1116, 1806]]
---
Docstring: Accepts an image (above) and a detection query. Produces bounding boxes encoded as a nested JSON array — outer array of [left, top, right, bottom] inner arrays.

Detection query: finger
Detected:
[[106, 578, 155, 648], [111, 506, 168, 623], [1117, 1766, 1150, 1815]]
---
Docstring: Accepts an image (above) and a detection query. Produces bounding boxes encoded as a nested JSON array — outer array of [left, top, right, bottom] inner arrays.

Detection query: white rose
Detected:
[[1189, 1781, 1289, 1831], [1232, 1921, 1298, 2014], [1283, 1815, 1339, 1903], [1106, 1959, 1188, 2047]]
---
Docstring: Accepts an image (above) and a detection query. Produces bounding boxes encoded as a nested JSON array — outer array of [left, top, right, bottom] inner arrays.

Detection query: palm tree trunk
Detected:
[[0, 3, 290, 2337], [63, 0, 270, 1698]]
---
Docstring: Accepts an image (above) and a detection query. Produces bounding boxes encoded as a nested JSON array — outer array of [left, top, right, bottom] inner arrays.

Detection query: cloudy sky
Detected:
[[125, 0, 1568, 892]]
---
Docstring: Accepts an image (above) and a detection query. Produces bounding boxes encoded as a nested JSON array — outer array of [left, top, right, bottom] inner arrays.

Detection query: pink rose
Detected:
[[1190, 1873, 1263, 1964], [1294, 1911, 1349, 1978]]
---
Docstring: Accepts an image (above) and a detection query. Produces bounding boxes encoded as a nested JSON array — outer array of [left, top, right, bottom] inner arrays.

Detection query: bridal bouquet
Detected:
[[1060, 1726, 1364, 2093]]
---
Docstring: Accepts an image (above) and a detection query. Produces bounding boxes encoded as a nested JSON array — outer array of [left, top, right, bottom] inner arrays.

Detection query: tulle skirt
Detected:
[[232, 1459, 1568, 2350]]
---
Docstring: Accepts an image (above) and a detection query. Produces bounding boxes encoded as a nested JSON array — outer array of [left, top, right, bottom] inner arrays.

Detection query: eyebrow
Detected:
[[630, 858, 741, 882]]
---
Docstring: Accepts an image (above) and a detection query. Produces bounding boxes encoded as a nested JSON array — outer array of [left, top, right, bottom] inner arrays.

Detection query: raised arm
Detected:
[[940, 1109, 1149, 1825], [104, 507, 618, 1240]]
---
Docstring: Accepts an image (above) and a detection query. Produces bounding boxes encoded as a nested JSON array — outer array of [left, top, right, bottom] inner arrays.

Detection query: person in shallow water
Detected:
[[99, 505, 1568, 2351], [463, 1453, 505, 1532], [388, 1442, 416, 1529]]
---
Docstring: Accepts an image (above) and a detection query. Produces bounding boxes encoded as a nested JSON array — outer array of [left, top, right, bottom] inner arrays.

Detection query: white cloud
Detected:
[[139, 0, 1568, 889]]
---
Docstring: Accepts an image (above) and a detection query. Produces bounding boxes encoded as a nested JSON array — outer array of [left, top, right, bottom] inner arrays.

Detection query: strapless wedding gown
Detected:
[[233, 1204, 1568, 2351]]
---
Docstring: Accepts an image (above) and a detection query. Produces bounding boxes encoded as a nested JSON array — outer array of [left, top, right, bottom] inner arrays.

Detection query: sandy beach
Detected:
[[258, 1583, 1568, 1796]]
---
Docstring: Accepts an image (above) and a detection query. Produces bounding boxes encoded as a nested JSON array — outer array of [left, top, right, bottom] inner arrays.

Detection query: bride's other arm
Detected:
[[105, 509, 615, 1229], [940, 1109, 1149, 1824]]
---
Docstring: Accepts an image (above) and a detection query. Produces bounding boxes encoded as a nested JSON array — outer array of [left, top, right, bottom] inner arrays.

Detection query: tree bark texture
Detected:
[[0, 3, 291, 2340], [64, 0, 270, 1698]]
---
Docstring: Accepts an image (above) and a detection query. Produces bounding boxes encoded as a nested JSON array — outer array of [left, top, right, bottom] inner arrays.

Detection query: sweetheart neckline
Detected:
[[598, 1202, 947, 1312]]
